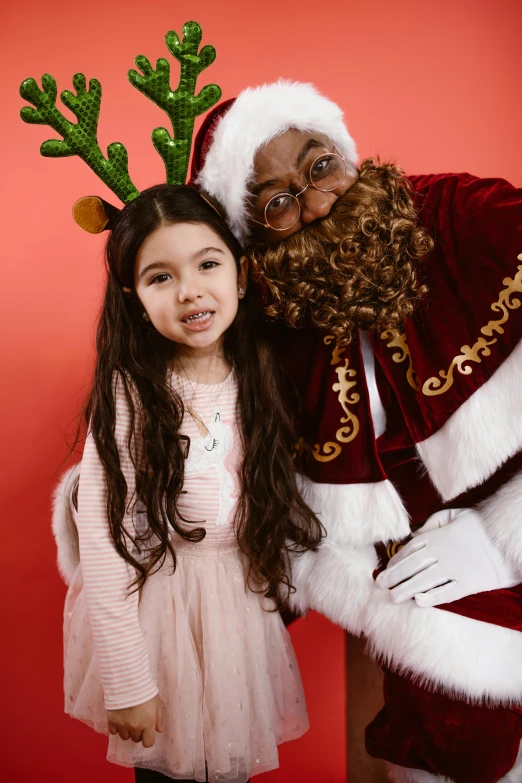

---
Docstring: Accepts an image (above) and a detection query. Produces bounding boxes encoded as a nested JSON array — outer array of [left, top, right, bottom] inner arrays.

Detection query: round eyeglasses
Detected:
[[250, 149, 347, 232]]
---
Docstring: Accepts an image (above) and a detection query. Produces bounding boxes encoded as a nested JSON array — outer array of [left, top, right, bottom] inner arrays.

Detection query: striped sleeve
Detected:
[[76, 379, 158, 710]]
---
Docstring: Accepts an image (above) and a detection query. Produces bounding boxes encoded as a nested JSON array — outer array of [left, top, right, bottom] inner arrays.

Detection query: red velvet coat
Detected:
[[277, 172, 522, 708]]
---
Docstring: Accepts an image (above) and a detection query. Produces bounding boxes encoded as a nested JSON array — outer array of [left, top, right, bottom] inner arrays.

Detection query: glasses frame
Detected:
[[250, 146, 347, 232]]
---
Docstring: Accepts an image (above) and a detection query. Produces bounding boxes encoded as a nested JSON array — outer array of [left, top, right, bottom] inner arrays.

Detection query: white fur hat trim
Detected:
[[196, 80, 358, 244]]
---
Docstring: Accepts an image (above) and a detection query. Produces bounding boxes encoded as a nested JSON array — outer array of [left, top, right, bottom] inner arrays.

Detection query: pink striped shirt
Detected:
[[76, 371, 241, 710]]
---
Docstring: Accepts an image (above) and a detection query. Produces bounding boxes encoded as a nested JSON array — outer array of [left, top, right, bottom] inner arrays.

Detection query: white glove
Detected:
[[375, 508, 522, 607]]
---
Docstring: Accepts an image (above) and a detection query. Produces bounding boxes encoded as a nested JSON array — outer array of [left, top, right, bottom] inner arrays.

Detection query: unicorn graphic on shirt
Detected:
[[184, 406, 237, 526]]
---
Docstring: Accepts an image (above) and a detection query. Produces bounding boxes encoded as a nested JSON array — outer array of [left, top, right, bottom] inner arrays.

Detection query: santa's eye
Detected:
[[310, 155, 336, 181], [265, 193, 295, 217]]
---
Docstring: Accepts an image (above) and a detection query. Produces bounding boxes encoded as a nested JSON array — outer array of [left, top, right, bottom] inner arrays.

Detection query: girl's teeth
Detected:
[[185, 311, 211, 322]]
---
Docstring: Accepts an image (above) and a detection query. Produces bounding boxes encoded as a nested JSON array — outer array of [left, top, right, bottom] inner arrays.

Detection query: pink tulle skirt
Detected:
[[63, 539, 309, 781]]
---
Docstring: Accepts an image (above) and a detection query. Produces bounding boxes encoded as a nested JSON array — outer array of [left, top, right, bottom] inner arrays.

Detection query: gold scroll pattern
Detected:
[[380, 328, 420, 391], [312, 335, 361, 462], [380, 258, 522, 397], [423, 261, 522, 396]]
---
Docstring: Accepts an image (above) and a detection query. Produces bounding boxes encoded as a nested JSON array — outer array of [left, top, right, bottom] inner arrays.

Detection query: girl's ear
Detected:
[[238, 255, 249, 297]]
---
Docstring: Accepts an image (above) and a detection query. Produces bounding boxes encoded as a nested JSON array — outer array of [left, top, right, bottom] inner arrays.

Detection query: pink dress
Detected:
[[63, 371, 308, 782]]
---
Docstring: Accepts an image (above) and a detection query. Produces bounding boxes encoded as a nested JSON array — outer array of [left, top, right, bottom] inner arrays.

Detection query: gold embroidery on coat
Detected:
[[422, 262, 522, 396], [379, 259, 522, 397], [312, 441, 343, 462], [312, 335, 360, 462], [333, 359, 360, 443], [380, 329, 420, 391], [324, 334, 347, 366]]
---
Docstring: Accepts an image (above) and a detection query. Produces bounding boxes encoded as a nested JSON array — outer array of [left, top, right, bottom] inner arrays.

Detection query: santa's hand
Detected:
[[375, 508, 521, 607]]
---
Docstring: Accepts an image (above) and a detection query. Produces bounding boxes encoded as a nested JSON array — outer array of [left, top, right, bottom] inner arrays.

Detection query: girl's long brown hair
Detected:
[[78, 184, 323, 608]]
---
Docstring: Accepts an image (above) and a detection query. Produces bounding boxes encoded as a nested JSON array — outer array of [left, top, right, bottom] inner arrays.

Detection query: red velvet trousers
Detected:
[[365, 668, 522, 782]]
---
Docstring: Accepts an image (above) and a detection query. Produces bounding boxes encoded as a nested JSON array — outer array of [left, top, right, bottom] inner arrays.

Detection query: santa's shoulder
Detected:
[[407, 171, 522, 234], [403, 171, 522, 282]]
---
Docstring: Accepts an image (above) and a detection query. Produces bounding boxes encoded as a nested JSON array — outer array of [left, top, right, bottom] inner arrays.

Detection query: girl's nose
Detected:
[[300, 189, 337, 224], [177, 279, 203, 303]]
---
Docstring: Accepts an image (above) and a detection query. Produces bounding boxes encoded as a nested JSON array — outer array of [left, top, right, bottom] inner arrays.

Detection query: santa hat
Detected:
[[191, 80, 358, 244]]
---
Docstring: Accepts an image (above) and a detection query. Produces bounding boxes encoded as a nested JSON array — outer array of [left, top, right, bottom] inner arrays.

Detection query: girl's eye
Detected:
[[200, 260, 219, 270], [150, 273, 171, 285]]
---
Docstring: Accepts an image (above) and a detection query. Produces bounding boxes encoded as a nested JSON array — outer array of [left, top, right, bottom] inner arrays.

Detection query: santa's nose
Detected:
[[300, 189, 336, 224]]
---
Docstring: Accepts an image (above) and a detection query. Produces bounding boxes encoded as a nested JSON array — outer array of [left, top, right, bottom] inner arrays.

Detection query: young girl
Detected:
[[63, 184, 323, 783]]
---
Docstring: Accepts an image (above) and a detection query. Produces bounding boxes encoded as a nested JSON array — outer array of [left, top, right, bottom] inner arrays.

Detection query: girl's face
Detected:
[[134, 222, 248, 356]]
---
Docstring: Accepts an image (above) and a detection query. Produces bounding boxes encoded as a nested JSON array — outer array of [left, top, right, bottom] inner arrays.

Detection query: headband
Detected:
[[20, 21, 222, 233]]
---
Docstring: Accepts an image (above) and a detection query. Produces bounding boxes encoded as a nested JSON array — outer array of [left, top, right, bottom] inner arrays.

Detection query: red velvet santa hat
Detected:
[[191, 80, 359, 244]]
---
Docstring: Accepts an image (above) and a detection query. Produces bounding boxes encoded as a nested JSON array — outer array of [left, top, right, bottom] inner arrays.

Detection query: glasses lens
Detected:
[[310, 153, 346, 192], [265, 193, 300, 231]]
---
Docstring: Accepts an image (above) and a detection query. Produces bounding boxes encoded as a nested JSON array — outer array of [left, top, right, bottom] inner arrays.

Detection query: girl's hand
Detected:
[[107, 694, 163, 747]]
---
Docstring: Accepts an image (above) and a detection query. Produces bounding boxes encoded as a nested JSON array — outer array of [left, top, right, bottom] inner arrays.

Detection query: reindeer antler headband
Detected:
[[19, 21, 222, 233]]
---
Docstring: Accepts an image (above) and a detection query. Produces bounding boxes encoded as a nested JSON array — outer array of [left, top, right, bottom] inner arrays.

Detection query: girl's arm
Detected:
[[77, 381, 158, 712]]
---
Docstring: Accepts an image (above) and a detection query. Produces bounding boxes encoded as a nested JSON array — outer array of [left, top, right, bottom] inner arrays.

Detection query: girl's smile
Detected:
[[180, 310, 215, 331]]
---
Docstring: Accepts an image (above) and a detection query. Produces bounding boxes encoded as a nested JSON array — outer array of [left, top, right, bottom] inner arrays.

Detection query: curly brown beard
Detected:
[[249, 159, 433, 344]]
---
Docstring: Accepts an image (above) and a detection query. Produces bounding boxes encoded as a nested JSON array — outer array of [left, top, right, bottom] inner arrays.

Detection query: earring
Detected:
[[142, 311, 150, 321], [238, 288, 245, 296]]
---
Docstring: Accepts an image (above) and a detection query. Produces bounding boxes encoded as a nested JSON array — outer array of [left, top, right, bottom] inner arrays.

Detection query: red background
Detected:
[[2, 1, 521, 781]]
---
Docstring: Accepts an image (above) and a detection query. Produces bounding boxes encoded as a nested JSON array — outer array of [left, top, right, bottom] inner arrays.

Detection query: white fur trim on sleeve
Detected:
[[51, 464, 81, 585], [385, 763, 453, 783], [386, 755, 522, 783], [197, 80, 358, 244], [364, 587, 522, 705], [416, 339, 522, 501], [289, 539, 378, 637], [297, 475, 410, 546], [479, 470, 522, 573]]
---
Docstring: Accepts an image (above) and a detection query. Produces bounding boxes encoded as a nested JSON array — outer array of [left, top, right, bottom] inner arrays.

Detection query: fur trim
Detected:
[[196, 80, 358, 244], [365, 587, 522, 705], [385, 745, 522, 782], [386, 763, 453, 783], [289, 539, 378, 636], [51, 464, 81, 585], [297, 475, 410, 546], [416, 339, 522, 501], [479, 471, 522, 573]]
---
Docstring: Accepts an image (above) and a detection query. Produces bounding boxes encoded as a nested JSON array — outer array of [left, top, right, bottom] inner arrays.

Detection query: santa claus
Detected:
[[189, 80, 522, 782]]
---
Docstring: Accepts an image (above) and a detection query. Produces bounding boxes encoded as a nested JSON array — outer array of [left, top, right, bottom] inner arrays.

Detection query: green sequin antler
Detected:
[[20, 73, 140, 204], [129, 21, 222, 185]]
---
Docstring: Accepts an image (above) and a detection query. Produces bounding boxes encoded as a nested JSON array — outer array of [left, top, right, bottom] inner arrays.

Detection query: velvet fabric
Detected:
[[373, 173, 522, 443], [270, 173, 522, 779], [272, 172, 522, 638], [274, 173, 522, 488], [365, 669, 522, 783]]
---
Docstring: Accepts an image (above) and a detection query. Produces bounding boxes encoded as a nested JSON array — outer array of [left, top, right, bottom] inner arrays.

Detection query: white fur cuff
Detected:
[[290, 539, 378, 637], [51, 464, 81, 585], [385, 763, 453, 783], [417, 339, 522, 501], [479, 471, 522, 573], [365, 587, 522, 705], [297, 475, 410, 546]]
